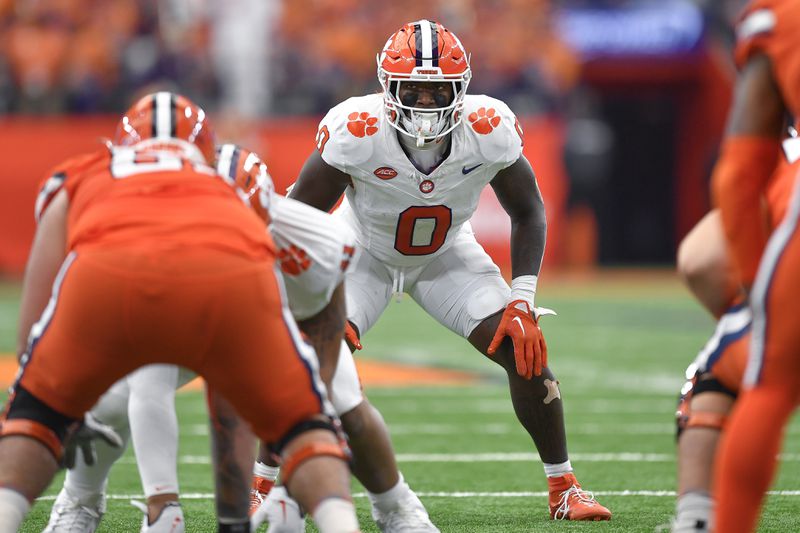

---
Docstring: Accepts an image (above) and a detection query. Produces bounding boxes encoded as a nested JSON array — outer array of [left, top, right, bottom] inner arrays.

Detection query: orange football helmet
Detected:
[[114, 91, 216, 165], [215, 143, 274, 223], [377, 20, 471, 145]]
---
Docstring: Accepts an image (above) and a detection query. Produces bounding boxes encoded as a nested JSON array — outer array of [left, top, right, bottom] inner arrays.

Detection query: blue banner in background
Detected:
[[556, 0, 706, 59]]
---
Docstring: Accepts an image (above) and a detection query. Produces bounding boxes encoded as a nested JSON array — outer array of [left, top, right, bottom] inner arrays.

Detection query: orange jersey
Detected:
[[765, 157, 798, 228], [36, 147, 274, 259], [735, 0, 800, 118]]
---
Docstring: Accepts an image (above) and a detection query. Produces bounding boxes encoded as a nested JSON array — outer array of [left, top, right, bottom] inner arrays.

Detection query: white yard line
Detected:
[[36, 490, 800, 502], [184, 422, 799, 437], [115, 452, 800, 464]]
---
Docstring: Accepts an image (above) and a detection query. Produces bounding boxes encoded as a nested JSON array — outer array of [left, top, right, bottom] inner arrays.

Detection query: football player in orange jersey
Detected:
[[672, 209, 750, 533], [708, 0, 800, 531], [285, 19, 611, 524], [39, 144, 409, 533], [670, 129, 795, 532], [0, 92, 360, 533]]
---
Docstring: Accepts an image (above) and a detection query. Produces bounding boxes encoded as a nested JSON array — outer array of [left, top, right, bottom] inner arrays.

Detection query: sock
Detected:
[[544, 460, 572, 478], [253, 462, 280, 482], [673, 491, 713, 532], [367, 472, 409, 514], [218, 518, 250, 532], [128, 365, 180, 496], [312, 498, 359, 533], [65, 381, 131, 506], [0, 488, 30, 533]]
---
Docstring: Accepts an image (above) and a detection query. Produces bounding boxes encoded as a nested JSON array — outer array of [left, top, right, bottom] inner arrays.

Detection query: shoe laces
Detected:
[[249, 488, 266, 513], [552, 485, 597, 520]]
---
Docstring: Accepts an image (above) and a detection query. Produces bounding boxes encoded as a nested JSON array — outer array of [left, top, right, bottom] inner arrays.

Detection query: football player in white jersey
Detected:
[[285, 20, 613, 522]]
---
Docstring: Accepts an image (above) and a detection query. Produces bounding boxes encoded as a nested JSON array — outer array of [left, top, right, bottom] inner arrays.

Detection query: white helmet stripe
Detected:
[[243, 151, 261, 173], [419, 19, 433, 67], [216, 143, 237, 179], [155, 91, 173, 139]]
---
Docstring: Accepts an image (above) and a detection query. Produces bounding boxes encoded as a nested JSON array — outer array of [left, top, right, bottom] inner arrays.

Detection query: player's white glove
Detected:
[[62, 412, 124, 469]]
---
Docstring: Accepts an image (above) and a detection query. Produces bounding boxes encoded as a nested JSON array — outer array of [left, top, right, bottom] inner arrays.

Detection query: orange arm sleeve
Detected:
[[711, 136, 780, 287]]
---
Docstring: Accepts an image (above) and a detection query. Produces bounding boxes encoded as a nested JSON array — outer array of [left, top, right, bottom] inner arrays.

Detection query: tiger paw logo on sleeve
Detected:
[[468, 107, 501, 135], [277, 245, 312, 275], [347, 112, 379, 138]]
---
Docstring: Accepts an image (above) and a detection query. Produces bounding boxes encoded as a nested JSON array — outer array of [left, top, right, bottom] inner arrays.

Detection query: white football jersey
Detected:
[[268, 194, 356, 321], [318, 93, 523, 267]]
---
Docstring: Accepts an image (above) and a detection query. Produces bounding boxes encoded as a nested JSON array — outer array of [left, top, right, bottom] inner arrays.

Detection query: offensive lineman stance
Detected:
[[0, 93, 359, 533]]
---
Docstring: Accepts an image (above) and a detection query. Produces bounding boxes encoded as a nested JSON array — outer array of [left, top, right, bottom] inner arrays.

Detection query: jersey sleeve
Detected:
[[269, 195, 357, 320], [734, 0, 775, 67], [316, 100, 355, 174], [34, 151, 105, 223], [316, 96, 380, 175], [734, 0, 800, 118], [468, 96, 524, 170], [34, 169, 68, 223]]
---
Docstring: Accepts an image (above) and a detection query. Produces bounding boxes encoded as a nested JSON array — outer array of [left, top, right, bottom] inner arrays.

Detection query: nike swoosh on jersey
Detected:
[[512, 316, 525, 335], [461, 163, 483, 174]]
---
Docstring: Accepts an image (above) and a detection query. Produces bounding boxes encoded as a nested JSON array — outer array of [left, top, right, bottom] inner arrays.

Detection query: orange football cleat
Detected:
[[548, 473, 612, 521], [248, 475, 275, 516]]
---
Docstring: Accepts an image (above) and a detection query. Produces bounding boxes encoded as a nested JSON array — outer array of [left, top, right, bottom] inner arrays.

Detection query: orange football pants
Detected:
[[714, 180, 800, 533], [17, 247, 327, 445]]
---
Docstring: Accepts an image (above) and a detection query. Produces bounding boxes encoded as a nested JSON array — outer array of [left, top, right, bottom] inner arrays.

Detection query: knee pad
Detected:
[[675, 374, 735, 439], [0, 386, 80, 462], [269, 418, 351, 485], [280, 441, 351, 487]]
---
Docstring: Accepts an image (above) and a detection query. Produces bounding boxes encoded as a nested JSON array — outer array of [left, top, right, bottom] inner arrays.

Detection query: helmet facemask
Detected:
[[377, 20, 472, 147], [379, 66, 471, 147]]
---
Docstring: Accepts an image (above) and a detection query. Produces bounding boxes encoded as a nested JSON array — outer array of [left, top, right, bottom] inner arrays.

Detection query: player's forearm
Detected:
[[17, 191, 69, 360], [509, 212, 547, 279], [289, 152, 350, 212]]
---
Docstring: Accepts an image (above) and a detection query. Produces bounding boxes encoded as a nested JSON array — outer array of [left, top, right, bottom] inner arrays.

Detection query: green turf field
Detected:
[[2, 273, 799, 532]]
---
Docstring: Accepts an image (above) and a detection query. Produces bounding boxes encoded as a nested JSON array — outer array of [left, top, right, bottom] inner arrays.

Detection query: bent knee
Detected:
[[0, 386, 80, 462], [339, 401, 379, 439]]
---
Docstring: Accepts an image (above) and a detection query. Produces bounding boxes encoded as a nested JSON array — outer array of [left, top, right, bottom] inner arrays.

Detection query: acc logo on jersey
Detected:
[[373, 167, 398, 180], [468, 107, 501, 135], [347, 112, 379, 138]]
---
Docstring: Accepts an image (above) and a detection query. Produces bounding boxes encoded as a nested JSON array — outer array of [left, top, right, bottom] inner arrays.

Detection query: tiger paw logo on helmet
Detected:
[[468, 107, 501, 135], [347, 112, 379, 138]]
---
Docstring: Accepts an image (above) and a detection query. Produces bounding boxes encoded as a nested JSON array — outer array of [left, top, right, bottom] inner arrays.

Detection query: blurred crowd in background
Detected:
[[0, 0, 753, 267], [0, 0, 587, 118]]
